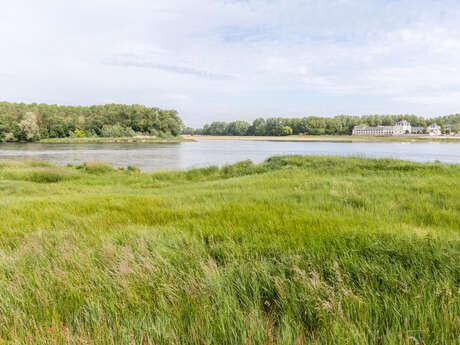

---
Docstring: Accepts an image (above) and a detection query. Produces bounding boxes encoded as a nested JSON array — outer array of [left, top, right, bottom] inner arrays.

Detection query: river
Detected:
[[1, 140, 460, 171]]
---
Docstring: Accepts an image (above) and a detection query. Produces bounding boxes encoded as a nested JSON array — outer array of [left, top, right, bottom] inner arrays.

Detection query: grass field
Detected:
[[0, 157, 459, 344]]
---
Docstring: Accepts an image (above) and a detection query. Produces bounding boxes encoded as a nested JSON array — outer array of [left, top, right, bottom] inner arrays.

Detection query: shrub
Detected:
[[282, 125, 293, 136], [74, 128, 86, 137], [101, 125, 136, 138], [2, 132, 17, 142], [157, 131, 173, 139]]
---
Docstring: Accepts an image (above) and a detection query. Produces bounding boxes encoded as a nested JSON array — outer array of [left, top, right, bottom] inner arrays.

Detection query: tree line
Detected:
[[184, 114, 460, 136], [0, 102, 183, 142]]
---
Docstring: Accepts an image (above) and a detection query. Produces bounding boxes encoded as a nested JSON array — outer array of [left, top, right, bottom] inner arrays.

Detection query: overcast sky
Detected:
[[1, 0, 460, 126]]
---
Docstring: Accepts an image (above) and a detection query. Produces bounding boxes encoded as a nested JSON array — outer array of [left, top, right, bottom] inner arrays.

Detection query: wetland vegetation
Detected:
[[0, 156, 458, 344]]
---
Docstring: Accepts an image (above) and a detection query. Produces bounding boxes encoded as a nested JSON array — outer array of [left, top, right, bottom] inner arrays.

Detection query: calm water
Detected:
[[1, 140, 460, 171]]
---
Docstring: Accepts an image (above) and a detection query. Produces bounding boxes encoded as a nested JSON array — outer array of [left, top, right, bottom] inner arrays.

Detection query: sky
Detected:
[[1, 0, 460, 126]]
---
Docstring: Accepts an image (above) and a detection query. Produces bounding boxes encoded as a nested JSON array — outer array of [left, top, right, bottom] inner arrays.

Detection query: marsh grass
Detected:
[[79, 161, 114, 175], [0, 163, 80, 183], [0, 156, 459, 344]]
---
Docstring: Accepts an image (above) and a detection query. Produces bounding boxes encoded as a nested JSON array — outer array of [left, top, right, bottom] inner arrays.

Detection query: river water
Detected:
[[1, 140, 460, 171]]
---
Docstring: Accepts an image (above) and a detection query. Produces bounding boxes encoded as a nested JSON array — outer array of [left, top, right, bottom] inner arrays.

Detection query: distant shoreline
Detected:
[[3, 135, 459, 144], [37, 136, 194, 144], [184, 135, 460, 143]]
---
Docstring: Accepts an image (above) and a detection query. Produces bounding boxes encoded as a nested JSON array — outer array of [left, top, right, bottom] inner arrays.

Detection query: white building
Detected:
[[411, 126, 425, 134], [393, 120, 412, 135], [352, 126, 393, 136], [426, 123, 441, 136], [352, 120, 412, 136]]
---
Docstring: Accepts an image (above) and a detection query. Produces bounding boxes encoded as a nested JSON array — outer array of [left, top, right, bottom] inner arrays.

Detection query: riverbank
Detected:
[[0, 156, 458, 344], [39, 136, 194, 144], [184, 134, 460, 142]]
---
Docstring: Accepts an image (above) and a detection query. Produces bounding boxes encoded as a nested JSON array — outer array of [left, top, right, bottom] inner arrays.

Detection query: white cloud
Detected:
[[1, 0, 460, 126]]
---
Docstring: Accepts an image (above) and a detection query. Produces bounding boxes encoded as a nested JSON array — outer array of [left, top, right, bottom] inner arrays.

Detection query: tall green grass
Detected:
[[0, 156, 458, 344]]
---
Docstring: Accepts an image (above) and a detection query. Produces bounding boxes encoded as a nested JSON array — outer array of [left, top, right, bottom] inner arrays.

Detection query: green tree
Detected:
[[248, 118, 267, 136], [204, 122, 227, 135], [265, 118, 284, 136], [282, 126, 293, 136], [18, 112, 40, 142], [0, 102, 184, 140], [304, 117, 326, 135], [226, 121, 250, 136]]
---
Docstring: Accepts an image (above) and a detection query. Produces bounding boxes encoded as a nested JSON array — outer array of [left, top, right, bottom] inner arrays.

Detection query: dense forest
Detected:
[[185, 114, 460, 136], [2, 101, 459, 141], [0, 102, 183, 142]]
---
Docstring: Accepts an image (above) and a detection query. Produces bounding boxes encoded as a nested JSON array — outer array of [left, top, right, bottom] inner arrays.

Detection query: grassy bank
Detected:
[[0, 157, 459, 344], [185, 134, 460, 143], [39, 136, 193, 144]]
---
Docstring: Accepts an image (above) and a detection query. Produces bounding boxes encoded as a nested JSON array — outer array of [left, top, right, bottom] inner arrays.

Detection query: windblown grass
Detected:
[[78, 161, 114, 175], [0, 156, 458, 344], [0, 161, 80, 183]]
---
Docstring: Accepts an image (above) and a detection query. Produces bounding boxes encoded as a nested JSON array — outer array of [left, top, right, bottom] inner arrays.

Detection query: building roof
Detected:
[[353, 126, 394, 130], [354, 121, 414, 131]]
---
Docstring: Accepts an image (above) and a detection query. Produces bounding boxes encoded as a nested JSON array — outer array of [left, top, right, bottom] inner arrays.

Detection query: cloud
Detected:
[[0, 0, 459, 126], [102, 55, 233, 80], [0, 73, 13, 79]]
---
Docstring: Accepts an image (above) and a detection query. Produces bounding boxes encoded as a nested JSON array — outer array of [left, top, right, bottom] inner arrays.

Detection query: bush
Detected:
[[282, 125, 293, 136], [101, 125, 136, 138], [74, 128, 86, 137], [149, 128, 159, 137], [1, 132, 16, 142], [157, 131, 173, 139]]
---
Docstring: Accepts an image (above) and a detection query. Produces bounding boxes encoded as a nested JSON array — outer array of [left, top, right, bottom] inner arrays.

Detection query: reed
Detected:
[[0, 156, 458, 344]]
